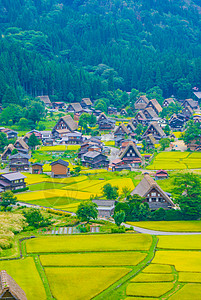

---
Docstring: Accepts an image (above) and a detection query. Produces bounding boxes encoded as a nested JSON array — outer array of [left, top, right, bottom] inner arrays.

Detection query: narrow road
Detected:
[[123, 222, 201, 235]]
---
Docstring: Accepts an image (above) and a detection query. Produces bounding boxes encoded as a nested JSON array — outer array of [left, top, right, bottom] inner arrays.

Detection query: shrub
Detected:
[[13, 187, 29, 193], [111, 225, 126, 233]]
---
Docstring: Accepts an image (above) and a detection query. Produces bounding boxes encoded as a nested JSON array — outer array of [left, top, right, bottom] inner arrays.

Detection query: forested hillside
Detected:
[[0, 0, 201, 104]]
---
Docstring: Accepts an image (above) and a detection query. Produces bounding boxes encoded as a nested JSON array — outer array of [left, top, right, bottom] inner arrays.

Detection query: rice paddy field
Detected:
[[147, 151, 201, 170], [127, 221, 201, 232], [17, 173, 136, 212], [1, 232, 201, 299]]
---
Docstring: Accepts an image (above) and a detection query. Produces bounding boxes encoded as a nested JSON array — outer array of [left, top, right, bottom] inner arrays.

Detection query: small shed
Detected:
[[92, 200, 116, 218], [32, 163, 43, 174], [155, 169, 168, 180], [50, 159, 70, 178]]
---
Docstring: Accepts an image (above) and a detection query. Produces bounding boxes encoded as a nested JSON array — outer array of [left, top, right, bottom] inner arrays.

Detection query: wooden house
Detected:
[[127, 122, 136, 133], [183, 99, 198, 110], [169, 114, 185, 129], [108, 106, 117, 115], [92, 200, 115, 218], [0, 172, 26, 191], [143, 107, 158, 120], [142, 122, 166, 140], [146, 99, 162, 115], [1, 144, 15, 162], [9, 153, 31, 172], [40, 131, 53, 146], [163, 98, 175, 107], [98, 119, 115, 130], [52, 115, 78, 138], [66, 103, 83, 114], [114, 123, 130, 138], [97, 112, 107, 124], [108, 158, 131, 172], [50, 159, 70, 178], [1, 128, 18, 140], [0, 270, 27, 300], [182, 105, 193, 118], [32, 163, 43, 174], [120, 108, 128, 116], [81, 98, 92, 109], [155, 170, 168, 180], [37, 95, 52, 107], [82, 151, 109, 168], [144, 134, 157, 149], [135, 110, 147, 123], [61, 132, 83, 144], [134, 95, 149, 110], [193, 115, 201, 123], [186, 138, 201, 151], [14, 138, 29, 152], [23, 130, 42, 144], [131, 174, 175, 210], [119, 141, 142, 168], [52, 102, 65, 109]]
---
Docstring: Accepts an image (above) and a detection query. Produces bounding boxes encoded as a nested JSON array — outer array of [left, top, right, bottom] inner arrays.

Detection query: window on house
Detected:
[[151, 192, 156, 196]]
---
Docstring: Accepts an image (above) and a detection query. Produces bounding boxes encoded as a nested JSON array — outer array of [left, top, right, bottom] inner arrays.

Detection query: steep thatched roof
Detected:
[[131, 174, 175, 206], [147, 99, 162, 114], [119, 141, 142, 160], [163, 98, 175, 106], [114, 123, 130, 135], [144, 107, 158, 119], [127, 122, 136, 132], [60, 115, 78, 131], [81, 98, 92, 106], [0, 270, 27, 300], [37, 95, 51, 105], [15, 138, 29, 150], [97, 112, 107, 123], [145, 133, 157, 145], [68, 103, 83, 112], [143, 121, 165, 138]]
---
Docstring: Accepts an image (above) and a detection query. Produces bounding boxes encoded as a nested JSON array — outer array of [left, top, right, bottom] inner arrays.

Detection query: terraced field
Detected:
[[147, 151, 201, 170], [18, 173, 135, 212]]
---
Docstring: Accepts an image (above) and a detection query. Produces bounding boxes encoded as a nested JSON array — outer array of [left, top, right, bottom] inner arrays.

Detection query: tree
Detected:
[[164, 124, 170, 136], [183, 121, 201, 146], [18, 118, 29, 130], [0, 132, 8, 152], [159, 138, 170, 151], [114, 210, 125, 227], [2, 87, 19, 106], [28, 133, 40, 149], [173, 173, 201, 220], [76, 202, 98, 223], [102, 184, 119, 200], [0, 191, 17, 211], [23, 208, 52, 228]]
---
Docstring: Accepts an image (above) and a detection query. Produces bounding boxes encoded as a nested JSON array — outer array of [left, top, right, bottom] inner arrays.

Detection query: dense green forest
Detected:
[[0, 0, 201, 106]]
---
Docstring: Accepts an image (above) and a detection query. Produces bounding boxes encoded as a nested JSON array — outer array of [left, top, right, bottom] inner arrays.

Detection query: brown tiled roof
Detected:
[[60, 115, 78, 131], [131, 174, 174, 206], [114, 123, 130, 135], [119, 141, 142, 160], [15, 138, 29, 150], [0, 270, 27, 300], [147, 99, 162, 114]]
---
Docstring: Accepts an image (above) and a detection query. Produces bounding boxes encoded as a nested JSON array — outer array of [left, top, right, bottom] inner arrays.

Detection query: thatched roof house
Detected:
[[131, 174, 175, 210], [146, 99, 162, 115], [0, 270, 27, 300]]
